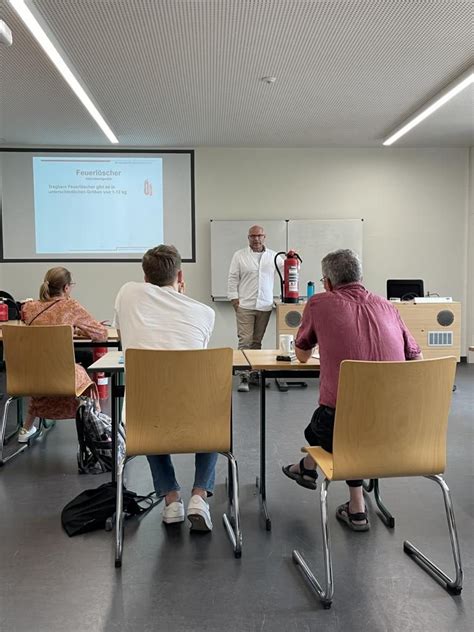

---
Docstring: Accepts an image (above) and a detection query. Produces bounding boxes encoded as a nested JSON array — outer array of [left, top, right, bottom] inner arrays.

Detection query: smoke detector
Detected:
[[0, 20, 13, 46]]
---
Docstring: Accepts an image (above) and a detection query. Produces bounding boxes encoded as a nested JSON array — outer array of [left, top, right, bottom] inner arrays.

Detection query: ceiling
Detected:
[[0, 0, 472, 148]]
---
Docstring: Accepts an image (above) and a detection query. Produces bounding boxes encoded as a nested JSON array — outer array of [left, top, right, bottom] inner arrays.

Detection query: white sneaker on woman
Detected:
[[17, 426, 37, 443]]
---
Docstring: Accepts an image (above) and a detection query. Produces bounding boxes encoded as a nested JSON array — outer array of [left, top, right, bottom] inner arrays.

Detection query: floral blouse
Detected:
[[22, 297, 107, 340]]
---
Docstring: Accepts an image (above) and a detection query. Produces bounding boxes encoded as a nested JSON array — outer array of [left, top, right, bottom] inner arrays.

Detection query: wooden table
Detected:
[[88, 349, 250, 482], [243, 349, 320, 530]]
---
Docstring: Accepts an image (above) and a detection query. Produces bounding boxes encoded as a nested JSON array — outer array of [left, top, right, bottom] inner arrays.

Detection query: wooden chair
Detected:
[[114, 347, 242, 567], [292, 357, 462, 608], [0, 324, 89, 465]]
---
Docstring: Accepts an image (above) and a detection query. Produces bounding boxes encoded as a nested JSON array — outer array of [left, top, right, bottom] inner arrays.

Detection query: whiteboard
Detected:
[[210, 220, 287, 299], [210, 218, 363, 300], [287, 219, 363, 295]]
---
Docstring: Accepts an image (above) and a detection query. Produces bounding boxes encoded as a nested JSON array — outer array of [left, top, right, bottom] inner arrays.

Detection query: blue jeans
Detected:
[[146, 453, 218, 498]]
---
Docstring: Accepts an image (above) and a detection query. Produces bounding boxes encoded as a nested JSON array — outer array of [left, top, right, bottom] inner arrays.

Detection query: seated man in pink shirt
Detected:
[[283, 249, 422, 531]]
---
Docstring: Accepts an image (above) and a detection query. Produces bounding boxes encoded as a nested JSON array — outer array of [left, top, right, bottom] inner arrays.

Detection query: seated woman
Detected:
[[19, 267, 107, 442]]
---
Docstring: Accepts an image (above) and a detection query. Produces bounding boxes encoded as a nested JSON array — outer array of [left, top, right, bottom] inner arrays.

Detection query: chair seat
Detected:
[[304, 446, 334, 480]]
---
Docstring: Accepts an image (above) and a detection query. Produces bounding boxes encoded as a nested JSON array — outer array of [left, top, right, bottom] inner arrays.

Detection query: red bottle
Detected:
[[0, 300, 8, 322], [92, 347, 109, 399]]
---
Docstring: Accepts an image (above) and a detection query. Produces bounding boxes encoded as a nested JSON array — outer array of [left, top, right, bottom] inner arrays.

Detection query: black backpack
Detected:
[[61, 482, 158, 536], [76, 398, 113, 474]]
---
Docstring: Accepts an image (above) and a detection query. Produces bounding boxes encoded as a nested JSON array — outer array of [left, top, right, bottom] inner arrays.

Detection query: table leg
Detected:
[[257, 370, 271, 531], [111, 372, 118, 484]]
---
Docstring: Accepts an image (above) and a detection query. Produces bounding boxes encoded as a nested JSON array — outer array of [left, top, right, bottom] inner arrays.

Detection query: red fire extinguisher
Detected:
[[93, 347, 109, 400], [275, 250, 303, 303]]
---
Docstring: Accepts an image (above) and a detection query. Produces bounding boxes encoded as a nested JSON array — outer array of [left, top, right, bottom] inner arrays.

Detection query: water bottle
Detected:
[[307, 281, 315, 299]]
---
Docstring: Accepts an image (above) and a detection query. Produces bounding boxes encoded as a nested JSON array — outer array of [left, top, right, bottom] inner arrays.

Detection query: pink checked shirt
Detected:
[[295, 283, 421, 409]]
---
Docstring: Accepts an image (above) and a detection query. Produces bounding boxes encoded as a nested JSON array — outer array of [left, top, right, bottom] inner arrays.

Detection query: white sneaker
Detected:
[[238, 375, 249, 392], [187, 495, 213, 532], [17, 426, 37, 443], [162, 500, 185, 524]]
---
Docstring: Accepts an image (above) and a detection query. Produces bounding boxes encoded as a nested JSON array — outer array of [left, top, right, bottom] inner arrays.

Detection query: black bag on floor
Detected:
[[61, 482, 157, 536], [76, 398, 113, 474]]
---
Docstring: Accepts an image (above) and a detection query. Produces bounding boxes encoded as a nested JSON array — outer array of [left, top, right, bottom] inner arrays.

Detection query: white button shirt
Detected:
[[227, 247, 283, 311]]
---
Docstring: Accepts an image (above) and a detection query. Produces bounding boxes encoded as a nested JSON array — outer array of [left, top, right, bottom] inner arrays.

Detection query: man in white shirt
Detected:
[[114, 245, 216, 532], [227, 225, 282, 392]]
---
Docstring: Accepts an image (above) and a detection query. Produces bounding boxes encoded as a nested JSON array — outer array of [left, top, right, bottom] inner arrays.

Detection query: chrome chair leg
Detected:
[[4, 399, 22, 444], [115, 454, 125, 568], [0, 396, 28, 466], [404, 474, 463, 594], [222, 452, 242, 558], [293, 478, 334, 608]]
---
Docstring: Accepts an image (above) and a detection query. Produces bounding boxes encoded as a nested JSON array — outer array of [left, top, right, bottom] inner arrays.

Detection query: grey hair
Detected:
[[321, 249, 362, 286]]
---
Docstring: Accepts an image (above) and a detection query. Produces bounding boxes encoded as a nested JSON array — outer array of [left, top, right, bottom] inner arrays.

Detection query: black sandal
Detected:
[[282, 458, 318, 490], [336, 502, 370, 532]]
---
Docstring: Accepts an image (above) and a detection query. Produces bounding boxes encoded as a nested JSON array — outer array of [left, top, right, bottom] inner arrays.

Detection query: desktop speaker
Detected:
[[437, 310, 454, 327], [284, 310, 303, 328], [276, 304, 305, 346]]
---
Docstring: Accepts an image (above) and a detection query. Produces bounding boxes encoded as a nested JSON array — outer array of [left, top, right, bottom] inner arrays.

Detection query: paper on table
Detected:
[[312, 346, 320, 359]]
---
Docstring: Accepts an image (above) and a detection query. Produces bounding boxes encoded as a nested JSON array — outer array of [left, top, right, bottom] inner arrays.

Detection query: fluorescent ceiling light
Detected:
[[9, 0, 119, 144], [383, 67, 474, 146]]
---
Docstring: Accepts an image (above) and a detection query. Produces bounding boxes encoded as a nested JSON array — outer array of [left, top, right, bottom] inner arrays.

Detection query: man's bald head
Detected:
[[248, 225, 266, 252]]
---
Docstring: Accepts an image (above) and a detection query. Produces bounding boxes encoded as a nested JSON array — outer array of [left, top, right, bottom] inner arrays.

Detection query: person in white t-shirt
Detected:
[[227, 225, 283, 392], [114, 245, 216, 532]]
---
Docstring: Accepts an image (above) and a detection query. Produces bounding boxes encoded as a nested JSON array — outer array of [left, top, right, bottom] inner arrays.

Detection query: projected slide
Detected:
[[33, 157, 163, 255]]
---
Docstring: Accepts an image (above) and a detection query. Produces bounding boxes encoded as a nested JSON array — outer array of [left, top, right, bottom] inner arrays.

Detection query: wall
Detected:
[[0, 147, 471, 356], [468, 147, 474, 362]]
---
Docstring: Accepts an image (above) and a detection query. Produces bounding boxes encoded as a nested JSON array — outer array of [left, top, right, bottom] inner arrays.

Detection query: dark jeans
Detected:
[[304, 405, 362, 487]]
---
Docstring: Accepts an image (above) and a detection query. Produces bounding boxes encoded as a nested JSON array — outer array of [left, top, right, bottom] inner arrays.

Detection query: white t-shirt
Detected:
[[113, 281, 215, 352]]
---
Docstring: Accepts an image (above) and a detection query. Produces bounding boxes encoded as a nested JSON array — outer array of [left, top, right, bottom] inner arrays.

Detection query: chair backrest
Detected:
[[2, 324, 77, 397], [331, 357, 457, 481], [125, 348, 233, 456]]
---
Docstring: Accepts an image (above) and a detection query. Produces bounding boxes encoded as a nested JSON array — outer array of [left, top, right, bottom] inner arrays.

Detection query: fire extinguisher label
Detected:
[[288, 265, 298, 291]]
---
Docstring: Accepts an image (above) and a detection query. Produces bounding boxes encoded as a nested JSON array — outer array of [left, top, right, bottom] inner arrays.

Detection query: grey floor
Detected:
[[0, 365, 473, 632]]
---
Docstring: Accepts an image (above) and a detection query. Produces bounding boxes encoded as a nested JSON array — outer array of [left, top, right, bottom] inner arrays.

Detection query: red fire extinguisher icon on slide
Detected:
[[144, 179, 153, 196], [93, 347, 109, 400]]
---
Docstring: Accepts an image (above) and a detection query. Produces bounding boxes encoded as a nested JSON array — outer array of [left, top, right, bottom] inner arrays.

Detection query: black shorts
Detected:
[[304, 405, 362, 487], [304, 405, 336, 453]]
